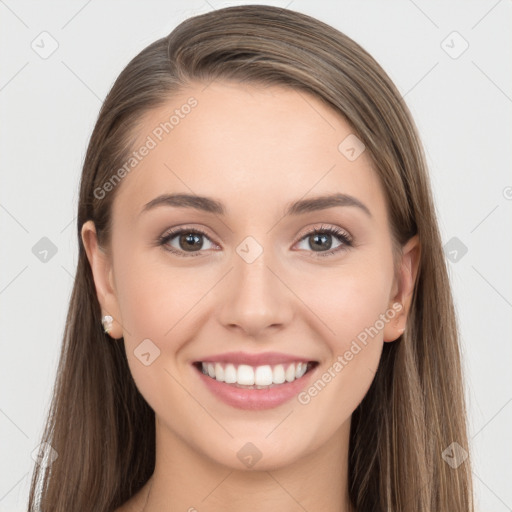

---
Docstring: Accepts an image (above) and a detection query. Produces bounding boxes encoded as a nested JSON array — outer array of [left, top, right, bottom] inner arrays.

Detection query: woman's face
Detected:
[[83, 80, 417, 470]]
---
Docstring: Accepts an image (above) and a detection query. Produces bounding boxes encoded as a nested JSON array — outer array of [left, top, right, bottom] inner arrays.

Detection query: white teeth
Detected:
[[272, 364, 286, 384], [285, 364, 296, 382], [224, 363, 237, 384], [237, 364, 255, 385], [215, 362, 224, 382], [199, 361, 312, 387], [255, 365, 273, 386], [295, 362, 307, 379]]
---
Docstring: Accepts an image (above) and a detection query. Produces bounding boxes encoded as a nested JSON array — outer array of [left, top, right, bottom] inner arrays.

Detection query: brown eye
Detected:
[[178, 232, 203, 251], [158, 228, 217, 257], [295, 225, 353, 257], [307, 232, 334, 251]]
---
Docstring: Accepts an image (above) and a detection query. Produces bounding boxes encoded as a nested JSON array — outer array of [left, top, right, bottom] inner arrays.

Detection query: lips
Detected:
[[192, 351, 319, 410]]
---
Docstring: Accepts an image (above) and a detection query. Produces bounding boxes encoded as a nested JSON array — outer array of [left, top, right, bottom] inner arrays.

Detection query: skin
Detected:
[[82, 81, 420, 512]]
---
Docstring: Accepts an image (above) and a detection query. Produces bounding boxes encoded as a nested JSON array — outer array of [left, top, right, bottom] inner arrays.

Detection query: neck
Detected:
[[142, 417, 353, 512]]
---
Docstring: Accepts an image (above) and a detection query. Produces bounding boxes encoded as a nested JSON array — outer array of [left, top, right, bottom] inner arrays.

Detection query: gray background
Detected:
[[1, 1, 511, 510]]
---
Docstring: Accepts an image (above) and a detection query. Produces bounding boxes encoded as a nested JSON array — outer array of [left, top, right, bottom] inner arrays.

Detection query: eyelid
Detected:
[[295, 223, 352, 244]]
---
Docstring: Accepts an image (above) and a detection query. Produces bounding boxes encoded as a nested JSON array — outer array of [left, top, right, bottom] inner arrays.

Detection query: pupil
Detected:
[[311, 233, 331, 251]]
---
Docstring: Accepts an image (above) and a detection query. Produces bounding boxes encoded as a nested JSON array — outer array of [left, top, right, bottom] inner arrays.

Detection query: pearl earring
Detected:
[[101, 315, 113, 335]]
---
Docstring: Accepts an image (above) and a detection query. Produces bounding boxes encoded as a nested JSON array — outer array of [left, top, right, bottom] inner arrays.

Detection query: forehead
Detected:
[[112, 80, 386, 224]]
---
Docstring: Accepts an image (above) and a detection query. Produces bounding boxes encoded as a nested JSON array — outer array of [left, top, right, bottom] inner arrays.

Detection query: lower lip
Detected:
[[194, 364, 317, 410]]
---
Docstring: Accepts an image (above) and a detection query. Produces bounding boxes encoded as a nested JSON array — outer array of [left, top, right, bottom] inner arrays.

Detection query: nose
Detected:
[[217, 247, 294, 339]]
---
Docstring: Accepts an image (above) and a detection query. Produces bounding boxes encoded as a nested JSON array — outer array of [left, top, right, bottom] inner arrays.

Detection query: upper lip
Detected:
[[194, 351, 317, 366]]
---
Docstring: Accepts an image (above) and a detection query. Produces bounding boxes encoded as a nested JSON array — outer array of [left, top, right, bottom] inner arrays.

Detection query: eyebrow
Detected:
[[139, 192, 372, 218]]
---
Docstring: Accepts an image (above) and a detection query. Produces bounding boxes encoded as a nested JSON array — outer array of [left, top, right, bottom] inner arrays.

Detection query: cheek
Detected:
[[114, 245, 208, 341], [290, 257, 392, 416], [298, 257, 393, 351], [113, 268, 187, 418], [112, 249, 215, 402]]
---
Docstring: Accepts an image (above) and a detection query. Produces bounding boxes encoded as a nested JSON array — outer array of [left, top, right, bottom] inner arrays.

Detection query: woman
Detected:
[[28, 5, 474, 511]]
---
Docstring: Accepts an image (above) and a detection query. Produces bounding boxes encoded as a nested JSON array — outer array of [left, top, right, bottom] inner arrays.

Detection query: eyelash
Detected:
[[157, 224, 353, 258]]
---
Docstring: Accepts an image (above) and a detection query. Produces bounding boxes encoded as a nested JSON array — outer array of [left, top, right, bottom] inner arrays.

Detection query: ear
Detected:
[[81, 220, 123, 339], [383, 234, 421, 342]]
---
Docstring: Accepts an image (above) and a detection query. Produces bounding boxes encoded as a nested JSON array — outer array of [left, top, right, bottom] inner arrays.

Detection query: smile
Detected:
[[192, 356, 319, 410], [196, 361, 317, 388]]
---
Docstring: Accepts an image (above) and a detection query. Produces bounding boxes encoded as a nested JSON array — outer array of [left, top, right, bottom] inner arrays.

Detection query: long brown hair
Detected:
[[28, 5, 473, 511]]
